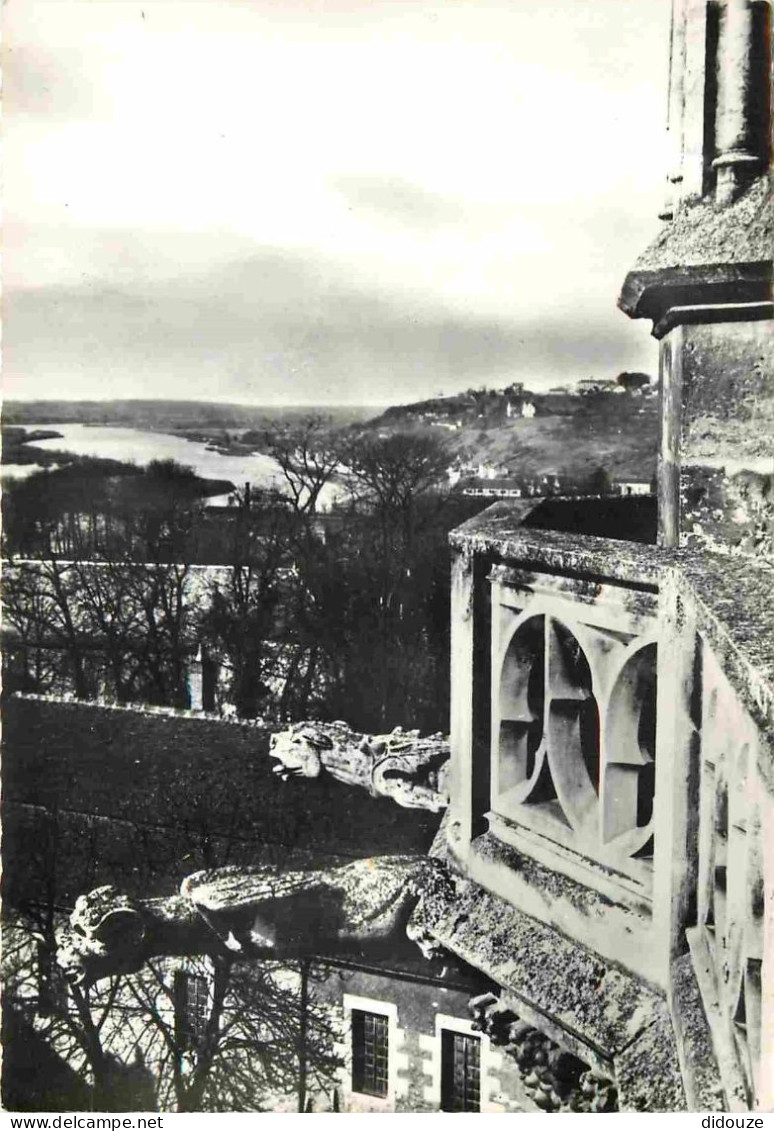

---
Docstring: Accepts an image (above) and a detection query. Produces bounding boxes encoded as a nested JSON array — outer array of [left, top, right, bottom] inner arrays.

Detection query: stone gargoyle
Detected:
[[57, 855, 452, 987], [269, 720, 451, 812]]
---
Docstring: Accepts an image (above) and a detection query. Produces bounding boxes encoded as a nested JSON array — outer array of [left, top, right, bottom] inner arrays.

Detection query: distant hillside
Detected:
[[360, 381, 659, 482], [4, 387, 659, 483], [2, 400, 375, 433]]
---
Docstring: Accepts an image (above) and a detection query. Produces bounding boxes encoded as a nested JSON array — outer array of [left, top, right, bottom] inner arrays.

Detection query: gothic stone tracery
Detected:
[[489, 566, 659, 895]]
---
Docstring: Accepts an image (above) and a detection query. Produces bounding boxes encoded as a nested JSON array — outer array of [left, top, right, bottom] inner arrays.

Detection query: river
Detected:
[[7, 422, 342, 509]]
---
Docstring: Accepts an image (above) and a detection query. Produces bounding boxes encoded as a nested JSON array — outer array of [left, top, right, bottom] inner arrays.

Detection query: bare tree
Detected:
[[312, 432, 451, 728], [267, 417, 341, 516], [4, 796, 343, 1113], [26, 559, 92, 699], [113, 954, 342, 1112], [201, 486, 299, 719], [338, 432, 449, 518]]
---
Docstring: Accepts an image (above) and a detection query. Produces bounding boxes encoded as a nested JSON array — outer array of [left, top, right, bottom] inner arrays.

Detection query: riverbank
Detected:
[[11, 421, 344, 508]]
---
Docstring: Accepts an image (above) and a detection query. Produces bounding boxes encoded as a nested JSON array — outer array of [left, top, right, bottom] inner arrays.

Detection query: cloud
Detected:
[[2, 0, 666, 405], [333, 175, 477, 233], [3, 247, 656, 405]]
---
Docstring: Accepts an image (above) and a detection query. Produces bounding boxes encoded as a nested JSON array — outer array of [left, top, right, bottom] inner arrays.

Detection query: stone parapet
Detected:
[[445, 507, 774, 1110]]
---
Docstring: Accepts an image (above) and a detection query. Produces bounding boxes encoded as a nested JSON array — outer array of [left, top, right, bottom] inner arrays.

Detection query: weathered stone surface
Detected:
[[469, 831, 650, 923], [413, 867, 666, 1062], [449, 503, 669, 587], [449, 825, 660, 985], [630, 177, 772, 273], [673, 318, 774, 559], [269, 720, 450, 811], [615, 1008, 688, 1112], [680, 322, 774, 452], [669, 951, 724, 1112], [619, 177, 773, 322]]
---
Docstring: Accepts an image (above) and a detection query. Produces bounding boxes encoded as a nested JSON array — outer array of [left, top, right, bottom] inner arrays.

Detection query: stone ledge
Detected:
[[468, 828, 652, 921], [419, 820, 668, 1061], [412, 866, 687, 1111], [669, 950, 727, 1113], [450, 503, 668, 588]]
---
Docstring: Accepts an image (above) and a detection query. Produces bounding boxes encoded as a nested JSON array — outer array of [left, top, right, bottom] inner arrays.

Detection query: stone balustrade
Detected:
[[443, 503, 773, 1109]]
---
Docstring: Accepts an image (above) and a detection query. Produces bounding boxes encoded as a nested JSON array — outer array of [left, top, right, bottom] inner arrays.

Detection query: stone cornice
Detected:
[[618, 176, 773, 331], [618, 261, 772, 333], [651, 299, 774, 339]]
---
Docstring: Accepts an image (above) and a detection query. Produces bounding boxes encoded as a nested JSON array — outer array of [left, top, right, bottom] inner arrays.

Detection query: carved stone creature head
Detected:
[[269, 723, 336, 779], [56, 886, 146, 986]]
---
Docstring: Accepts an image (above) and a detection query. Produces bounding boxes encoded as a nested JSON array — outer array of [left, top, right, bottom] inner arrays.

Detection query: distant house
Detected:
[[613, 478, 653, 496], [577, 378, 619, 396], [473, 464, 502, 481], [462, 479, 523, 499], [506, 401, 536, 420]]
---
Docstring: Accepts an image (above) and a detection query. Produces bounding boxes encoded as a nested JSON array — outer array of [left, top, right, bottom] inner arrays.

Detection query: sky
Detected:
[[4, 0, 671, 407]]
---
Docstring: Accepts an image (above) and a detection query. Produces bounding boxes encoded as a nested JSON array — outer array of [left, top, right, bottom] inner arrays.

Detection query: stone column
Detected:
[[713, 0, 767, 204], [661, 0, 687, 219], [656, 327, 684, 548]]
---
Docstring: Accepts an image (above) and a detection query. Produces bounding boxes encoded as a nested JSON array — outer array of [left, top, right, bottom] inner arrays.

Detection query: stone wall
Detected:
[[659, 319, 774, 557]]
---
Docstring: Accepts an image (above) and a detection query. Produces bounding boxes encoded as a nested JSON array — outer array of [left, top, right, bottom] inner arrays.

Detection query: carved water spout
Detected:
[[57, 856, 453, 986], [268, 720, 450, 812]]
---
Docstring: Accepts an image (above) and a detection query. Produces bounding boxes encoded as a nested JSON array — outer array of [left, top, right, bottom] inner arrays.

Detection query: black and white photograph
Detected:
[[2, 0, 773, 1115]]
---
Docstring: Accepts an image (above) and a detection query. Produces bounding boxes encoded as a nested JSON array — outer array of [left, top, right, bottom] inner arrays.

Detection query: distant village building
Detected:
[[613, 478, 653, 497], [462, 480, 523, 499], [576, 378, 621, 396], [506, 400, 535, 419]]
